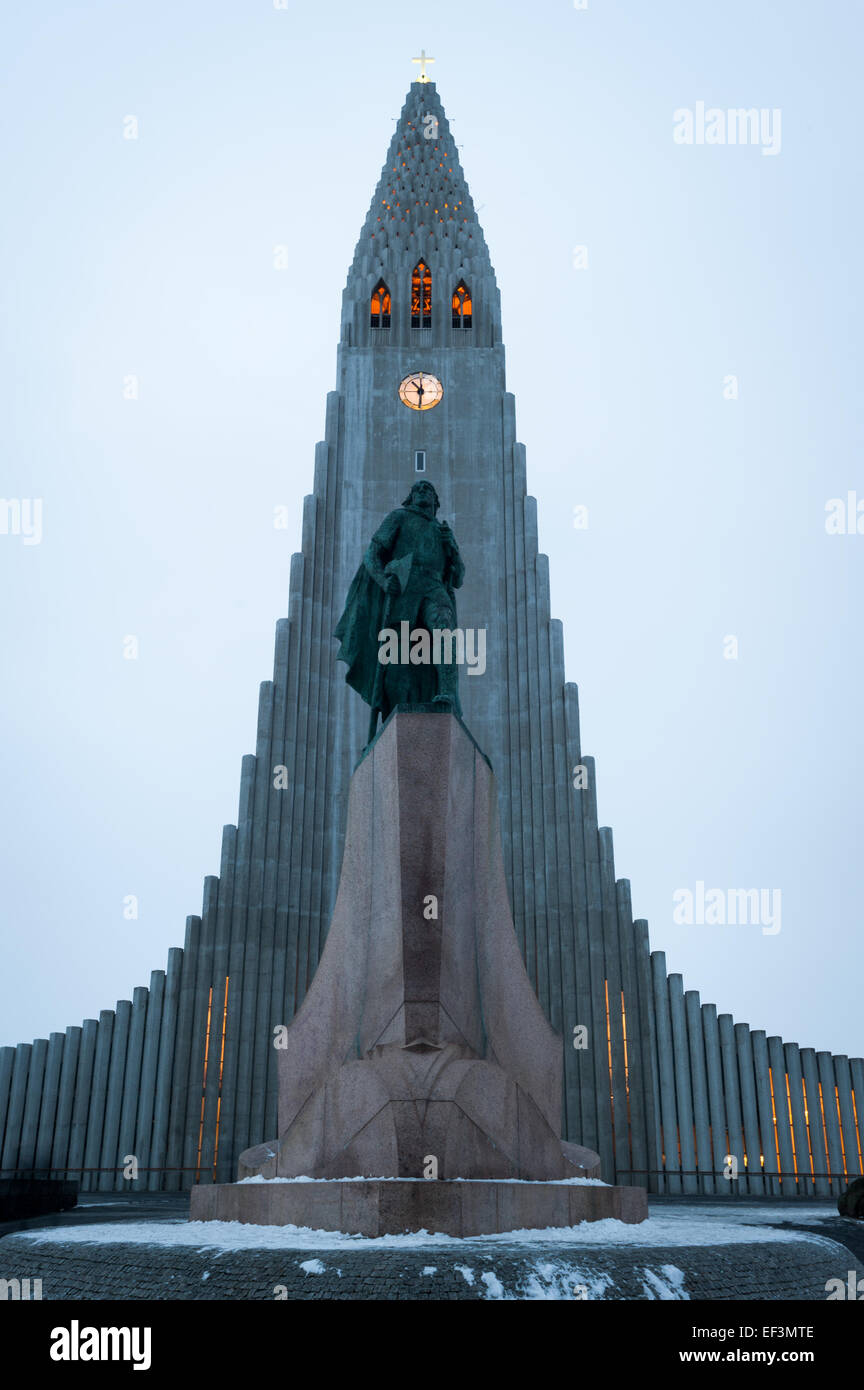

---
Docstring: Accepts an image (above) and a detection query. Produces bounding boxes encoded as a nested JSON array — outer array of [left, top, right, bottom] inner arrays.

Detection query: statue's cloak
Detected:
[[333, 563, 389, 707]]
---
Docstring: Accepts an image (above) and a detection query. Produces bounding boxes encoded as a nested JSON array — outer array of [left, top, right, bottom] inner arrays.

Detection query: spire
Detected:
[[349, 82, 493, 278]]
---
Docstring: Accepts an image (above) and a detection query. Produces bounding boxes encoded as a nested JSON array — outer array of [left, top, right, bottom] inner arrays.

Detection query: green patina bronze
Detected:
[[334, 480, 465, 742]]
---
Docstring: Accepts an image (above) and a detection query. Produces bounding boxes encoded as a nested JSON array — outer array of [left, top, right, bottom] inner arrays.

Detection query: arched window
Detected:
[[370, 279, 391, 328], [452, 280, 472, 328], [411, 261, 432, 328]]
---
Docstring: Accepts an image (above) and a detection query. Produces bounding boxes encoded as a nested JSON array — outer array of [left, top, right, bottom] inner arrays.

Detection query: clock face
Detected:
[[398, 372, 444, 411]]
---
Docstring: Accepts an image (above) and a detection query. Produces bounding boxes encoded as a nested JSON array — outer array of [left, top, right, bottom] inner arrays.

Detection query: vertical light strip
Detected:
[[817, 1081, 831, 1178], [835, 1086, 848, 1177], [768, 1067, 782, 1175], [604, 979, 615, 1164], [851, 1086, 864, 1174], [784, 1072, 799, 1187], [195, 987, 214, 1182], [620, 990, 632, 1174], [212, 977, 230, 1178], [801, 1075, 815, 1186]]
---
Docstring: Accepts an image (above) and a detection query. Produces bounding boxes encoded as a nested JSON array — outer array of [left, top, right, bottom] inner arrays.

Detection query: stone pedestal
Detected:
[[189, 710, 646, 1233], [191, 1177, 647, 1236]]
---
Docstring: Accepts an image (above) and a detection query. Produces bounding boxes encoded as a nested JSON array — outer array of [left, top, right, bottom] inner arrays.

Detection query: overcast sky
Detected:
[[2, 0, 861, 1060]]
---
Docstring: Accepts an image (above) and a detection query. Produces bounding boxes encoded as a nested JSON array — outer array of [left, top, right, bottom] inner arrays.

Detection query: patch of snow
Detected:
[[639, 1265, 689, 1300], [420, 1266, 437, 1276], [15, 1208, 843, 1254], [519, 1261, 617, 1300], [480, 1271, 506, 1299], [454, 1264, 475, 1285], [298, 1258, 326, 1275], [237, 1175, 608, 1186]]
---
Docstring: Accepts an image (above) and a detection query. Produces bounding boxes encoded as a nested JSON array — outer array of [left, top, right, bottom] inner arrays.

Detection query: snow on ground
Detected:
[[655, 1203, 839, 1226], [15, 1205, 843, 1254], [238, 1174, 608, 1186]]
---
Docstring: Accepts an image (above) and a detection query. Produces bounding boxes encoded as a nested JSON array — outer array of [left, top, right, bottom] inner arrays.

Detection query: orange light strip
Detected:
[[801, 1075, 816, 1182], [768, 1067, 782, 1177], [620, 990, 630, 1095], [212, 977, 230, 1178], [851, 1085, 864, 1175], [195, 987, 214, 1181], [620, 990, 633, 1174], [784, 1072, 799, 1184], [835, 1086, 848, 1177], [604, 979, 615, 1160], [817, 1081, 831, 1178]]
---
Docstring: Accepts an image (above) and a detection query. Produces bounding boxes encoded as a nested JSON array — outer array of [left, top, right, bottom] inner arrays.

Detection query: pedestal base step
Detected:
[[189, 1178, 647, 1236]]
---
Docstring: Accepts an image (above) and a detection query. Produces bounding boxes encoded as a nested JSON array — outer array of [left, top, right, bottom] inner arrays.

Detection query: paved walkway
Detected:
[[1, 1194, 862, 1300]]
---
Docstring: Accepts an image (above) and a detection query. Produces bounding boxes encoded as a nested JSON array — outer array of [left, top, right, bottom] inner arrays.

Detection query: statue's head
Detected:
[[402, 480, 440, 517]]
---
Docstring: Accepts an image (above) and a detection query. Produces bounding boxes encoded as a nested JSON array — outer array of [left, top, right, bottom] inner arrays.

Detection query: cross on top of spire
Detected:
[[412, 49, 435, 82]]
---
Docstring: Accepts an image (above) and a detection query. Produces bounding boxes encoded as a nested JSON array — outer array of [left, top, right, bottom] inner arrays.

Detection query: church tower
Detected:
[[2, 78, 861, 1202], [318, 78, 661, 1185]]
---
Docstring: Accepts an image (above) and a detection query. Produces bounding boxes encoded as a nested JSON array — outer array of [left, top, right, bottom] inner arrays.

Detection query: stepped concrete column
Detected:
[[148, 947, 184, 1190], [49, 1026, 81, 1178], [685, 991, 712, 1194], [35, 1032, 65, 1175], [800, 1047, 830, 1197], [768, 1035, 796, 1194], [718, 1014, 747, 1193], [82, 1012, 114, 1192], [66, 1020, 97, 1184], [1, 1045, 31, 1173], [735, 1025, 764, 1195], [817, 1050, 846, 1196], [0, 1048, 16, 1169], [99, 1000, 131, 1190], [18, 1038, 48, 1173], [650, 951, 679, 1194], [702, 1005, 729, 1196], [833, 1056, 861, 1180], [751, 1031, 780, 1197], [668, 975, 697, 1193], [783, 1043, 811, 1195]]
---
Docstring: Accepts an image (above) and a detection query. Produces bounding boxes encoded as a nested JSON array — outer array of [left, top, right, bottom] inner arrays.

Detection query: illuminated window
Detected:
[[411, 261, 432, 328], [370, 279, 391, 328], [452, 279, 472, 328]]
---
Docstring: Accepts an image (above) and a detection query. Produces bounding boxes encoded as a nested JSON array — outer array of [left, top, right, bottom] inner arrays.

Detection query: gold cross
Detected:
[[412, 50, 435, 83]]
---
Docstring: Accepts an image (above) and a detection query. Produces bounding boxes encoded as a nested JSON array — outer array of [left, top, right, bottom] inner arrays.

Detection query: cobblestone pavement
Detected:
[[1, 1231, 859, 1300], [1, 1195, 861, 1300]]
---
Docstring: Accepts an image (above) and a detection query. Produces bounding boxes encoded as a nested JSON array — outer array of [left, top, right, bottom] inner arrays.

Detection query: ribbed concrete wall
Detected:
[[1, 82, 860, 1196], [644, 951, 862, 1195]]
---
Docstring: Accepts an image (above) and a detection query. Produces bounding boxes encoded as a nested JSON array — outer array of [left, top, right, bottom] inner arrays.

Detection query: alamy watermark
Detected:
[[0, 498, 42, 545], [673, 102, 781, 157], [0, 1277, 42, 1300], [673, 881, 781, 935], [377, 622, 486, 676], [825, 492, 864, 534]]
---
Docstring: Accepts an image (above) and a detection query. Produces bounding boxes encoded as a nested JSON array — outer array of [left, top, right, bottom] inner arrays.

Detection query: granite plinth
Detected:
[[240, 713, 606, 1186], [189, 1178, 647, 1236]]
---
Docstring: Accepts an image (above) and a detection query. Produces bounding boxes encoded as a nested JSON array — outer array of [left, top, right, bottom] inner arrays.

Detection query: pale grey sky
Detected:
[[1, 0, 861, 1058]]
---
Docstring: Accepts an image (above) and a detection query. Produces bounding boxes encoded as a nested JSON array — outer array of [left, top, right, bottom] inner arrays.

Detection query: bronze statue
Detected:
[[334, 480, 465, 742]]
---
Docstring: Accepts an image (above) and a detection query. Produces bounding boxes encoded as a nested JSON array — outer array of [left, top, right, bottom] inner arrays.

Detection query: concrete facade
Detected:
[[1, 81, 861, 1198]]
